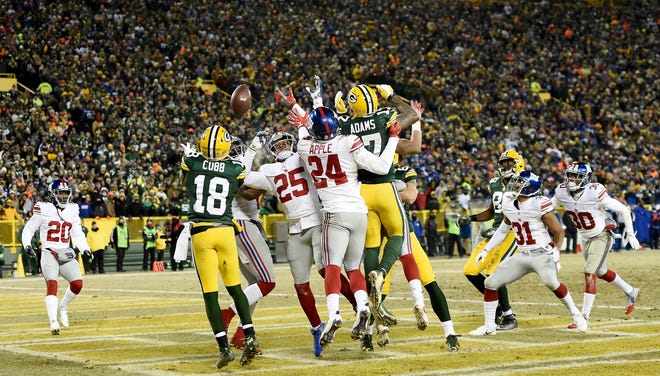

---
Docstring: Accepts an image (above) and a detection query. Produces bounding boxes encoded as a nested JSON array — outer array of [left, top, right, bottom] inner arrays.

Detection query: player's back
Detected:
[[501, 193, 554, 251], [182, 154, 245, 225], [339, 108, 397, 184], [298, 134, 366, 214]]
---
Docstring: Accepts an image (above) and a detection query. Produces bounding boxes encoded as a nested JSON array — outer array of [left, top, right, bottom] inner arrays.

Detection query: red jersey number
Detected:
[[307, 154, 348, 189], [273, 167, 310, 203], [46, 221, 73, 245], [511, 222, 537, 246]]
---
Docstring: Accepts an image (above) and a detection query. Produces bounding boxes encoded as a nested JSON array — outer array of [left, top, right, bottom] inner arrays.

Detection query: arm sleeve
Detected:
[[601, 196, 634, 233], [244, 170, 273, 192], [483, 221, 512, 253], [21, 217, 40, 248]]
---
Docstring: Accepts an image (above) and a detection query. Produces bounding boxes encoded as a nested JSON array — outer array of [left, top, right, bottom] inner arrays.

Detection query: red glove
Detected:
[[287, 109, 309, 129], [275, 87, 297, 109], [410, 100, 425, 118], [388, 121, 401, 137]]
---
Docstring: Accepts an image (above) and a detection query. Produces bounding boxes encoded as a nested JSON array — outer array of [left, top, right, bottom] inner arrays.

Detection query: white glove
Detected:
[[305, 75, 323, 108], [376, 84, 395, 100], [334, 91, 347, 114], [551, 247, 561, 263], [475, 250, 488, 265], [180, 142, 199, 157], [626, 232, 641, 250], [83, 249, 94, 262], [249, 130, 270, 151]]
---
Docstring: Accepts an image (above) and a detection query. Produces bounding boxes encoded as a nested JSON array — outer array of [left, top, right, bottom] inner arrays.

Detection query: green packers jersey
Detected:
[[338, 108, 398, 184], [488, 177, 507, 228], [181, 154, 246, 225]]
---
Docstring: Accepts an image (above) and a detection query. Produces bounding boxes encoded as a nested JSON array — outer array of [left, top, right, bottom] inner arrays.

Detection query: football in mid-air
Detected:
[[230, 84, 251, 117]]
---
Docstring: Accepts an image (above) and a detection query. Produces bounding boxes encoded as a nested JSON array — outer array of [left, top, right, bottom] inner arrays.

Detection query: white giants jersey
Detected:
[[21, 202, 90, 251], [298, 134, 369, 214], [232, 193, 260, 221], [244, 153, 322, 231], [553, 182, 611, 238], [501, 193, 555, 252]]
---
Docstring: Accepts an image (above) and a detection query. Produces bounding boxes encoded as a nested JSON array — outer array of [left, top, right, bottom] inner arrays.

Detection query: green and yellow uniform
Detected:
[[463, 177, 518, 277], [339, 109, 409, 279]]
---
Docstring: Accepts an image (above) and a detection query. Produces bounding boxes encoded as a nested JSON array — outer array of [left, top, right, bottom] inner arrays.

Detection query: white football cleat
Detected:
[[50, 320, 61, 335], [469, 325, 496, 336], [572, 313, 588, 332], [58, 303, 69, 328], [413, 305, 429, 331]]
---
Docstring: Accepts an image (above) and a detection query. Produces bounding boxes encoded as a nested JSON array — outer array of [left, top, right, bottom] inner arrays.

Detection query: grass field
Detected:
[[1, 250, 658, 376]]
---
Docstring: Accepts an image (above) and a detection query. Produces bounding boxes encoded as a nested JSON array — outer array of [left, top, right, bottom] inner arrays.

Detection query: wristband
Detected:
[[411, 121, 421, 133]]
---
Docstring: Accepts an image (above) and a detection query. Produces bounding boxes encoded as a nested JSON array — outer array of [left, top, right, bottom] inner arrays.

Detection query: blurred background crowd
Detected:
[[0, 0, 657, 226]]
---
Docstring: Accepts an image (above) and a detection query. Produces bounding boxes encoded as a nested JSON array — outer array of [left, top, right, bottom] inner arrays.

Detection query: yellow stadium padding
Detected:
[[78, 252, 85, 275]]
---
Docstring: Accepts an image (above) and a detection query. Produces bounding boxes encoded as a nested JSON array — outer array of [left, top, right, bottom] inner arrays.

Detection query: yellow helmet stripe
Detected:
[[357, 85, 374, 114]]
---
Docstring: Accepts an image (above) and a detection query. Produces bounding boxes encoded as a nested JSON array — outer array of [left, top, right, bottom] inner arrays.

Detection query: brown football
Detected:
[[230, 84, 251, 117]]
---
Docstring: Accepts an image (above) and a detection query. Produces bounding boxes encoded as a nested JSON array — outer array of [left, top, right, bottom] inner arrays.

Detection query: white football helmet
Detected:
[[267, 132, 296, 162]]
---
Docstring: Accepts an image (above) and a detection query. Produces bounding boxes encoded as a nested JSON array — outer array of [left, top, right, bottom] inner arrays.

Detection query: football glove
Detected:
[[25, 245, 37, 259], [626, 232, 641, 250], [481, 228, 496, 239], [334, 91, 348, 114], [305, 75, 323, 108], [457, 215, 471, 226], [377, 84, 395, 100], [249, 130, 270, 151], [410, 99, 425, 118], [287, 109, 309, 129], [180, 143, 199, 157], [388, 121, 401, 137], [551, 247, 561, 263], [83, 249, 94, 262], [475, 250, 488, 265], [275, 87, 297, 109]]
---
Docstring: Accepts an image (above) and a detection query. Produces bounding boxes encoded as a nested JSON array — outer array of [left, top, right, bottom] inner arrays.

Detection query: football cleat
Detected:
[[50, 320, 61, 335], [572, 313, 588, 332], [624, 288, 640, 315], [351, 308, 370, 340], [469, 325, 496, 336], [496, 314, 518, 330], [239, 334, 259, 366], [495, 306, 504, 325], [376, 324, 390, 347], [58, 303, 69, 328], [446, 334, 460, 352], [567, 314, 587, 329], [231, 326, 245, 349], [320, 316, 343, 348], [216, 346, 235, 369], [375, 302, 397, 326], [361, 333, 374, 352], [368, 270, 385, 311], [413, 305, 429, 331], [311, 322, 325, 357]]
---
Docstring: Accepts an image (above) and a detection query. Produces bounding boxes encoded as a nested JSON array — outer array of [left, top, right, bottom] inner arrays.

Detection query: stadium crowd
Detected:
[[0, 1, 658, 223]]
